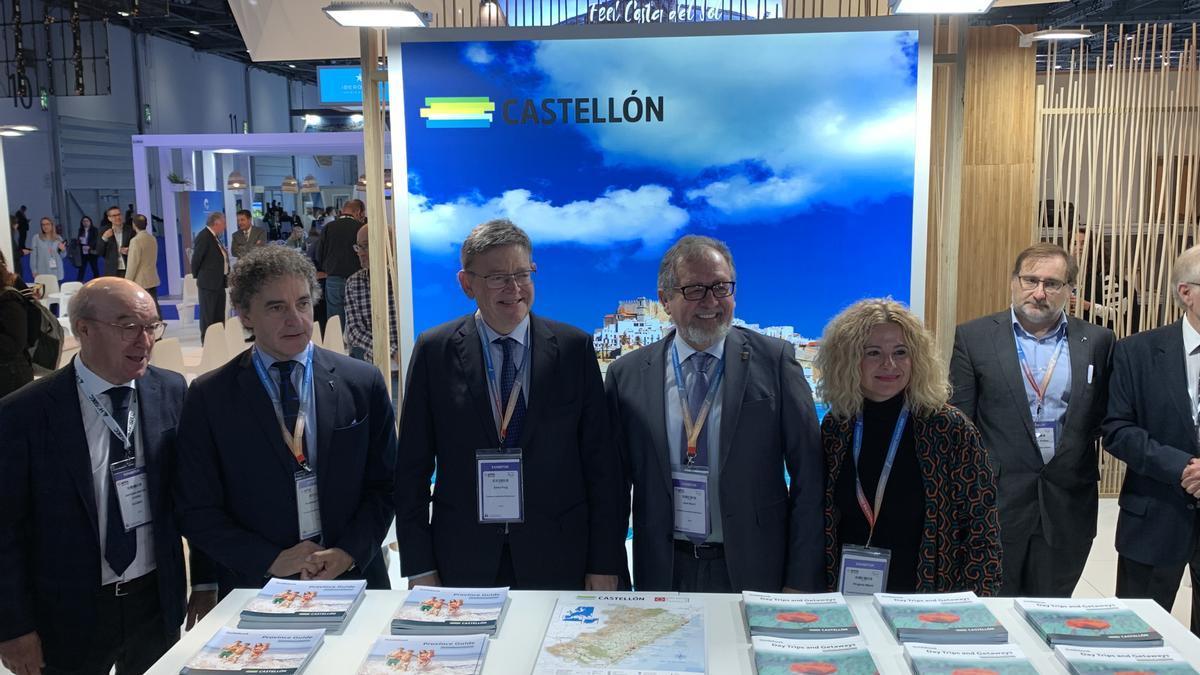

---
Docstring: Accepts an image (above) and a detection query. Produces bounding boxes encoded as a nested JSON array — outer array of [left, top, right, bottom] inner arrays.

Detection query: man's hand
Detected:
[[304, 548, 354, 580], [408, 572, 441, 589], [119, 247, 128, 255], [1181, 458, 1200, 497], [0, 631, 44, 675], [185, 590, 218, 630], [584, 574, 619, 591], [268, 541, 325, 578], [101, 229, 112, 240]]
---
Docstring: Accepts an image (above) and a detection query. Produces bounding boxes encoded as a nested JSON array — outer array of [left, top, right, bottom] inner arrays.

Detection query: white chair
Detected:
[[323, 314, 346, 355], [34, 274, 59, 311], [225, 315, 247, 362], [177, 275, 199, 326], [310, 322, 324, 348], [149, 337, 186, 374], [57, 281, 83, 318], [196, 324, 228, 375]]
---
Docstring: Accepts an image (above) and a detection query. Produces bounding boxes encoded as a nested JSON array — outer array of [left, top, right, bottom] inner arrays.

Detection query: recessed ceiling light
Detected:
[[117, 10, 130, 16], [8, 125, 36, 132], [1018, 28, 1094, 48], [0, 130, 23, 137], [304, 114, 322, 125], [323, 1, 427, 26], [350, 114, 364, 123], [214, 148, 241, 154], [889, 0, 992, 13], [189, 29, 200, 35], [289, 64, 296, 69]]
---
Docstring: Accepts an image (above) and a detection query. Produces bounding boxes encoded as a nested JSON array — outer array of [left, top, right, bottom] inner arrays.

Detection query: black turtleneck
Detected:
[[833, 393, 924, 593]]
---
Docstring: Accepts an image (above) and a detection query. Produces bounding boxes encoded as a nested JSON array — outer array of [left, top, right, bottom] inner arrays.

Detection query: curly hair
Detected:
[[229, 245, 322, 312], [814, 298, 949, 421]]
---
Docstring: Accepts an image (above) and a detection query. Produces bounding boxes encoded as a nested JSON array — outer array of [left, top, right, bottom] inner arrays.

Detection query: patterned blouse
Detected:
[[822, 403, 1002, 596]]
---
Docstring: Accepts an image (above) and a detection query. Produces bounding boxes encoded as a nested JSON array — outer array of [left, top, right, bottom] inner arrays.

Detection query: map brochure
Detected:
[[392, 586, 509, 636], [742, 591, 858, 639], [904, 642, 1038, 674], [1054, 645, 1199, 674], [355, 633, 490, 675], [179, 627, 324, 674], [1015, 597, 1163, 647], [238, 579, 366, 634], [873, 592, 1007, 644], [751, 636, 878, 675], [533, 592, 706, 675]]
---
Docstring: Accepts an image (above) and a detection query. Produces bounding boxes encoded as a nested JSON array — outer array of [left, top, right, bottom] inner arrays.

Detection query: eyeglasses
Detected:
[[353, 243, 368, 253], [1017, 275, 1069, 294], [91, 319, 167, 342], [675, 281, 736, 301], [465, 269, 535, 289]]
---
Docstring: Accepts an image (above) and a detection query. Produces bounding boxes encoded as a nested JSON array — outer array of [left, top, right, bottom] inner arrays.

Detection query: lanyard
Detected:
[[670, 344, 726, 466], [77, 375, 137, 457], [1015, 331, 1065, 418], [477, 316, 529, 447], [851, 403, 909, 547], [252, 345, 315, 471]]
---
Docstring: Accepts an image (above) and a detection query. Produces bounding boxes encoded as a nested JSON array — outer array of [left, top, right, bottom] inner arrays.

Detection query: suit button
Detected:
[[1188, 504, 1196, 511]]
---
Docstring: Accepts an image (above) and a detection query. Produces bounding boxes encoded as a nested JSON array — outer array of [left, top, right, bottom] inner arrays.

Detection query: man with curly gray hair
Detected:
[[175, 246, 397, 597]]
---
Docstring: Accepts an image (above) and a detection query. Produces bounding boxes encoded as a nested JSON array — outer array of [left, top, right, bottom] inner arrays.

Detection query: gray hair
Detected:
[[657, 235, 737, 295], [205, 211, 226, 229], [460, 219, 533, 270], [229, 246, 322, 312], [1172, 245, 1200, 308]]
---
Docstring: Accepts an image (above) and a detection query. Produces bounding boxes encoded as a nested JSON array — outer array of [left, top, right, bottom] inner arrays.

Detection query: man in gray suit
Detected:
[[950, 243, 1114, 597], [230, 210, 266, 260], [605, 235, 823, 593]]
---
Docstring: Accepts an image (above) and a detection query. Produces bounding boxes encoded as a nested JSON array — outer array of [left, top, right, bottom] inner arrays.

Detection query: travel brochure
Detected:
[[392, 586, 509, 636], [904, 642, 1038, 674], [179, 627, 324, 674], [742, 591, 859, 639], [1055, 645, 1199, 674], [1015, 597, 1164, 648], [356, 634, 489, 675], [751, 636, 879, 675], [238, 579, 367, 634], [874, 592, 1008, 644]]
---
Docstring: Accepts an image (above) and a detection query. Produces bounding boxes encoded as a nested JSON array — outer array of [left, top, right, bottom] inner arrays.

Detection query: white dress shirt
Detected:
[[1184, 317, 1200, 422], [254, 342, 319, 471], [664, 332, 726, 543], [75, 356, 156, 585], [477, 311, 532, 434]]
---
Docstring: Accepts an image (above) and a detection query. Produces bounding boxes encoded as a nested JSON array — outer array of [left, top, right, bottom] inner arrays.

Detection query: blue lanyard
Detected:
[[1014, 329, 1066, 418], [851, 403, 910, 547], [476, 316, 530, 447], [670, 343, 726, 466], [251, 343, 314, 470]]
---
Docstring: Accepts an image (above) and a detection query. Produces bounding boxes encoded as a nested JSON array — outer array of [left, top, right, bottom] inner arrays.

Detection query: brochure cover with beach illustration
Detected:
[[392, 586, 508, 635], [356, 634, 489, 675], [742, 591, 858, 639], [179, 627, 324, 674]]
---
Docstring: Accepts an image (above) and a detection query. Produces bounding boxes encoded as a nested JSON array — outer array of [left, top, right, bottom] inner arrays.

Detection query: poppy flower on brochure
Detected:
[[917, 612, 961, 624], [1065, 618, 1111, 630], [789, 662, 838, 674], [776, 611, 820, 624]]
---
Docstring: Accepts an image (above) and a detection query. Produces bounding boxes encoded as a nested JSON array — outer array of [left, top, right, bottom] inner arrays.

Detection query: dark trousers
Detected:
[[671, 542, 732, 593], [44, 574, 177, 675], [1000, 531, 1092, 597], [1117, 547, 1200, 635], [146, 286, 161, 320], [198, 287, 225, 344], [77, 254, 100, 281]]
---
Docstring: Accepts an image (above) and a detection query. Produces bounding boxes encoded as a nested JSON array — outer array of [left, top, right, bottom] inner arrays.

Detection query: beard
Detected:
[[678, 315, 733, 349]]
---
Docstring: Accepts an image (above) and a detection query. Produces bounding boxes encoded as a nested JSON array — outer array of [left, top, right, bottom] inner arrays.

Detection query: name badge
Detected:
[[671, 469, 710, 539], [294, 470, 322, 541], [110, 458, 151, 531], [1035, 422, 1058, 463], [48, 257, 57, 269], [838, 544, 891, 595], [476, 449, 524, 524]]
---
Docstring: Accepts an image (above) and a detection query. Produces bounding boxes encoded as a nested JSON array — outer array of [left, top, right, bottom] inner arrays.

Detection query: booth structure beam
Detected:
[[934, 17, 967, 363], [160, 148, 182, 297], [0, 139, 10, 269]]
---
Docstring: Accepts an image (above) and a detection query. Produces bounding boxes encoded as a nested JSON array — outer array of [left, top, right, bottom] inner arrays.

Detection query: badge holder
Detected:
[[671, 468, 710, 540], [838, 544, 891, 595], [294, 470, 323, 541], [110, 457, 151, 531], [476, 448, 525, 524]]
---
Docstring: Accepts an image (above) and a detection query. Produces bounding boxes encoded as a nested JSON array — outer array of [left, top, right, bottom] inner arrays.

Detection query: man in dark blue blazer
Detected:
[[395, 219, 626, 590], [190, 212, 228, 343], [1104, 245, 1200, 635], [0, 277, 215, 675], [175, 246, 396, 597]]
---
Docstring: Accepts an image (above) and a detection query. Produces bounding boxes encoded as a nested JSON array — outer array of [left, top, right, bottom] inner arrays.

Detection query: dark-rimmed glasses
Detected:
[[89, 320, 167, 342], [675, 281, 736, 301], [464, 269, 535, 289]]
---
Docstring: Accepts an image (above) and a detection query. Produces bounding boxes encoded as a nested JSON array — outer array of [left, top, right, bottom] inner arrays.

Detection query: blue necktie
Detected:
[[683, 352, 714, 468], [497, 337, 526, 446], [273, 361, 306, 466], [104, 386, 136, 576]]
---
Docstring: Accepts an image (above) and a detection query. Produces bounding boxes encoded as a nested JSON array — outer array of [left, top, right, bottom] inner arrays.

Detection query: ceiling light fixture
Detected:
[[889, 0, 992, 13], [226, 170, 248, 191], [117, 10, 130, 16], [350, 113, 364, 123], [301, 175, 320, 193], [189, 29, 200, 35], [288, 64, 296, 69], [7, 125, 37, 132], [323, 0, 428, 27], [1018, 28, 1093, 48], [281, 176, 300, 194], [213, 148, 240, 154], [355, 174, 367, 191], [304, 114, 322, 126], [0, 130, 23, 137]]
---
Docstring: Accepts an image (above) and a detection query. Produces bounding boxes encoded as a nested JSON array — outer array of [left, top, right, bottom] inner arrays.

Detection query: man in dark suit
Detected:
[[1104, 244, 1200, 634], [395, 219, 626, 591], [951, 243, 1115, 597], [0, 277, 215, 675], [175, 246, 396, 597], [605, 235, 824, 593], [316, 200, 364, 323], [230, 209, 266, 260], [97, 205, 134, 278], [191, 211, 229, 343]]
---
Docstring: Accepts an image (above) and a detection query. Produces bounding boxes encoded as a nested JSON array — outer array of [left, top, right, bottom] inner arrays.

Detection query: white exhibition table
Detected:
[[137, 591, 1200, 674]]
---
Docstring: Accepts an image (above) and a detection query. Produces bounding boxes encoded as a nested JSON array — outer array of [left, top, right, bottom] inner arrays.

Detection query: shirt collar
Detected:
[[1010, 307, 1068, 341], [477, 311, 531, 348], [671, 330, 726, 363], [1184, 316, 1200, 356], [254, 342, 313, 370], [74, 354, 137, 395]]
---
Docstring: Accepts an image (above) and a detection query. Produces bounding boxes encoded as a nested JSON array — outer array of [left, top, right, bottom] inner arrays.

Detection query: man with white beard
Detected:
[[604, 235, 824, 593]]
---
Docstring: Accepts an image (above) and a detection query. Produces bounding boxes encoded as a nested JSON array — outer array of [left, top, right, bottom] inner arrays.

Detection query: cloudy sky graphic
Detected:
[[400, 29, 920, 336]]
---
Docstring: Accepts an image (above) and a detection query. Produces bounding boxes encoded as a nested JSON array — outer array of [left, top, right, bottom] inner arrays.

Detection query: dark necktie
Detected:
[[682, 352, 714, 468], [273, 361, 305, 464], [497, 337, 527, 446], [104, 386, 136, 575]]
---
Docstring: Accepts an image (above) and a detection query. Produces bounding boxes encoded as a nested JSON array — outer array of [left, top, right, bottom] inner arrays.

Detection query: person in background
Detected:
[[0, 249, 32, 399], [316, 200, 365, 324], [230, 209, 266, 261], [125, 214, 162, 320], [344, 224, 397, 364], [191, 212, 229, 343], [77, 216, 101, 281], [29, 217, 66, 283], [817, 298, 1002, 596], [285, 223, 307, 252], [14, 205, 30, 256], [98, 206, 133, 278]]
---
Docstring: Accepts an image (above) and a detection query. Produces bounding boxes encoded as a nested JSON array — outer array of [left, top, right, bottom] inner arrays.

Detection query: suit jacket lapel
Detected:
[[235, 351, 302, 476], [516, 315, 557, 450], [991, 313, 1039, 448], [718, 329, 749, 476], [312, 348, 340, 494], [646, 336, 673, 496], [49, 363, 100, 545], [1060, 318, 1093, 441], [137, 369, 165, 514], [1156, 320, 1195, 446], [453, 317, 501, 448]]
